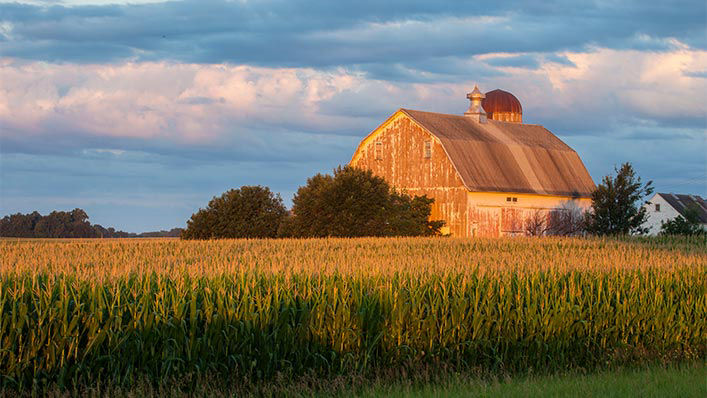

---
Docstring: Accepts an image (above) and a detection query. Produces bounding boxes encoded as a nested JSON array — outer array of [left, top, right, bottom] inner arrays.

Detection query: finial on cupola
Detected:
[[464, 85, 487, 123]]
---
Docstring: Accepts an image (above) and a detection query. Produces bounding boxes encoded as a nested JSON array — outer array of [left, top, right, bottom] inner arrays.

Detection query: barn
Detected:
[[350, 86, 596, 237]]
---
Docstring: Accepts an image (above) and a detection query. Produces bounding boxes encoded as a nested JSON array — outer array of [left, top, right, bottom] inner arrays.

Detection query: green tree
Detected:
[[585, 162, 654, 236], [0, 211, 41, 237], [282, 166, 444, 237], [0, 209, 142, 238], [33, 208, 97, 238], [387, 193, 445, 236], [660, 206, 705, 236], [182, 186, 287, 239]]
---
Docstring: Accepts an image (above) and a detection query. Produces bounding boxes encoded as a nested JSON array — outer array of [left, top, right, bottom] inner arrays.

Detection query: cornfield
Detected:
[[0, 237, 705, 389]]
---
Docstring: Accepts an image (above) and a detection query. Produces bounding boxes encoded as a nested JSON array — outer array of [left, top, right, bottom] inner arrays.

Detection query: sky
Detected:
[[0, 0, 706, 232]]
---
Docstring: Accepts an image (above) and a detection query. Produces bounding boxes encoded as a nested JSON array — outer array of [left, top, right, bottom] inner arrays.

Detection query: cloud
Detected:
[[0, 61, 364, 153], [684, 70, 707, 78], [2, 45, 705, 159], [1, 0, 705, 74], [543, 54, 575, 67], [483, 54, 541, 69], [1, 0, 706, 231], [480, 46, 707, 135]]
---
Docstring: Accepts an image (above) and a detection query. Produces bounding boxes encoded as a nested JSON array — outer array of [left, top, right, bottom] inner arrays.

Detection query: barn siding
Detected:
[[351, 111, 594, 238], [467, 192, 592, 237], [351, 114, 469, 237]]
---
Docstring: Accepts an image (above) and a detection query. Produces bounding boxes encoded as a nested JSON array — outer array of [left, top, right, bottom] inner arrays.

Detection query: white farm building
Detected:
[[642, 193, 707, 235]]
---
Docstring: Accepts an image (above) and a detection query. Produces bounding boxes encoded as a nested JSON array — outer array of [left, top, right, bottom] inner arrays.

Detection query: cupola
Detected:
[[481, 89, 522, 123]]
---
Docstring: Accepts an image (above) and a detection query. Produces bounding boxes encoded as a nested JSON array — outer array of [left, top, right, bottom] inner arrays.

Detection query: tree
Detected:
[[584, 162, 653, 236], [524, 210, 549, 236], [387, 193, 446, 236], [546, 204, 588, 236], [33, 208, 95, 238], [138, 228, 184, 238], [0, 211, 41, 237], [282, 166, 444, 237], [660, 206, 705, 236], [0, 209, 178, 238], [0, 208, 99, 238], [182, 186, 287, 239]]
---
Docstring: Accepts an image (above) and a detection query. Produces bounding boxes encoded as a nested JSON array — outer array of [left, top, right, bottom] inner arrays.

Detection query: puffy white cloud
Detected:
[[1, 44, 705, 151], [0, 61, 365, 145], [475, 45, 707, 131], [1, 45, 705, 231]]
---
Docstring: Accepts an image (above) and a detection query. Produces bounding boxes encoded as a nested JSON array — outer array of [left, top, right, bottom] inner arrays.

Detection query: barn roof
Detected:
[[399, 109, 596, 197], [657, 193, 707, 223]]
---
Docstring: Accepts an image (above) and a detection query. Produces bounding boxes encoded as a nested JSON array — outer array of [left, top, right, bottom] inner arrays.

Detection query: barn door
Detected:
[[501, 208, 524, 236]]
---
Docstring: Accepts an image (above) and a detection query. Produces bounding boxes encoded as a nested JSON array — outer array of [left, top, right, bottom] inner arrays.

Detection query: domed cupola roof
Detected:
[[482, 89, 523, 123]]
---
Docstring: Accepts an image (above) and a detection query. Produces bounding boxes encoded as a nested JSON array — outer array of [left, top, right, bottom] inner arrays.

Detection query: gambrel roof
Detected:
[[353, 108, 596, 197]]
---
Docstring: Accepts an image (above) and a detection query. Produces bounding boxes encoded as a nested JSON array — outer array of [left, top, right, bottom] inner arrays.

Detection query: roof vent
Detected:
[[464, 85, 487, 123]]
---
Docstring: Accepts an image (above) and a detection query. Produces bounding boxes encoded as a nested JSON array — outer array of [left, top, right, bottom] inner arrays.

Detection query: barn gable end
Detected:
[[351, 110, 469, 236], [350, 87, 596, 237]]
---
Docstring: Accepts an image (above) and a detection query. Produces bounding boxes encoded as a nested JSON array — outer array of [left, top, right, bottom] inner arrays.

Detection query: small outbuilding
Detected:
[[350, 86, 596, 237]]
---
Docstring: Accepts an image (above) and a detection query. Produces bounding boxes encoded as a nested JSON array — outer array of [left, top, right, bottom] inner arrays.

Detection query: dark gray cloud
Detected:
[[177, 96, 225, 105], [484, 55, 541, 69], [0, 123, 361, 166], [1, 0, 706, 232], [543, 54, 575, 66], [2, 0, 705, 75], [684, 70, 707, 78]]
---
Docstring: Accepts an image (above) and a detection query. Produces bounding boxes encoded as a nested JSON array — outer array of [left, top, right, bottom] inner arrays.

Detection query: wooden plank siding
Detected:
[[350, 113, 469, 237], [351, 111, 594, 238], [467, 192, 592, 237]]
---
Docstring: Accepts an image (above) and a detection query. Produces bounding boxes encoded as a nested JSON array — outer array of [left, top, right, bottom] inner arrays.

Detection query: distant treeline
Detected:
[[0, 209, 182, 238]]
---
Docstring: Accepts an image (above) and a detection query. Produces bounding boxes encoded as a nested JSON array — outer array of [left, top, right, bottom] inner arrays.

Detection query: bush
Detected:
[[281, 166, 444, 237], [182, 186, 287, 239], [660, 206, 705, 236]]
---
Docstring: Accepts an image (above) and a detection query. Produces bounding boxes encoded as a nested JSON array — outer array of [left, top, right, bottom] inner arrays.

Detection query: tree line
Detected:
[[2, 163, 700, 239], [182, 166, 444, 239], [182, 163, 704, 239], [0, 209, 182, 238]]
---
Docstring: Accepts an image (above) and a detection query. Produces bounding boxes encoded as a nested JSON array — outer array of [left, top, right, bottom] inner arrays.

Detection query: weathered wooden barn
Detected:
[[350, 86, 596, 237]]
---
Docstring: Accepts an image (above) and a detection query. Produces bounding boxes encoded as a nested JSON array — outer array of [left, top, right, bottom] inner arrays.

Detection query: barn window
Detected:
[[424, 141, 432, 158], [506, 197, 512, 202], [655, 204, 660, 212], [374, 141, 383, 160], [512, 197, 518, 202]]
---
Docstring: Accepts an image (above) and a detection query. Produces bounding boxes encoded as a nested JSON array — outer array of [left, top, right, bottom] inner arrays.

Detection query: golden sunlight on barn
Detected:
[[350, 86, 596, 237]]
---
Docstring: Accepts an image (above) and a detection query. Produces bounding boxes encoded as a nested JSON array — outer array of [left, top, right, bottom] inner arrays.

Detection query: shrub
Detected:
[[282, 166, 443, 237], [660, 205, 705, 236], [182, 186, 287, 239]]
